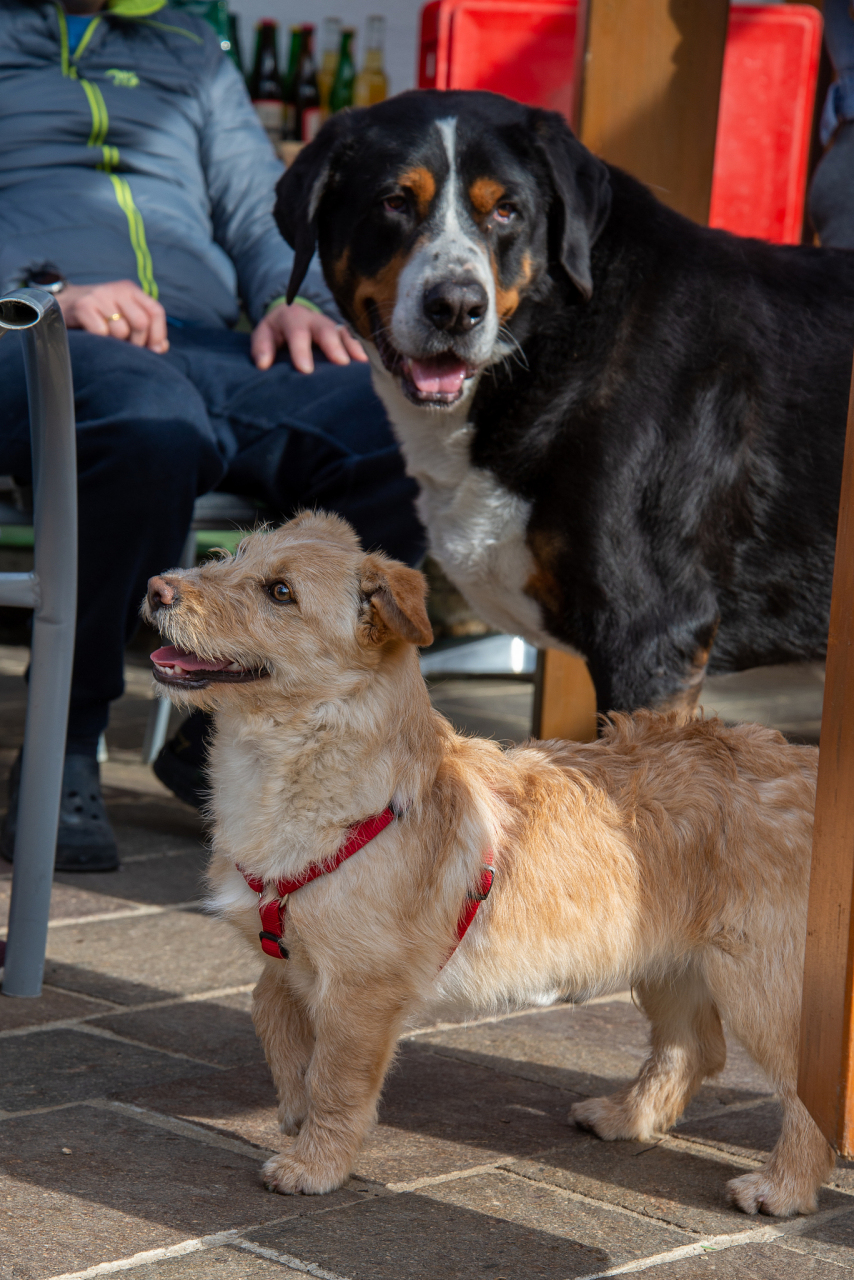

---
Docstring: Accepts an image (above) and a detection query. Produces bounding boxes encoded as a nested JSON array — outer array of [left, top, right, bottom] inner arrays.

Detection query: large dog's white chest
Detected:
[[372, 370, 560, 649]]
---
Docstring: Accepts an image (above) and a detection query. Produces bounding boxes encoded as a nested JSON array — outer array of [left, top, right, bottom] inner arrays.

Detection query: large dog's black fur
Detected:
[[277, 91, 854, 714]]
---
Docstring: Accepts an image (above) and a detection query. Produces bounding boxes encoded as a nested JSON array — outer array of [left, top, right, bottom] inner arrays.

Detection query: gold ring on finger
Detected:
[[107, 312, 123, 322]]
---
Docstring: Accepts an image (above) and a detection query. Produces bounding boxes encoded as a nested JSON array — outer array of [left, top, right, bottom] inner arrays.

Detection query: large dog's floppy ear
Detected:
[[274, 113, 355, 303], [529, 109, 611, 300], [360, 556, 433, 648]]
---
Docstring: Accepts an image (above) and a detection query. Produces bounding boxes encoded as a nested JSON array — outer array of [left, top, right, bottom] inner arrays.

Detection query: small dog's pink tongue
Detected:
[[150, 645, 232, 672], [407, 355, 469, 396]]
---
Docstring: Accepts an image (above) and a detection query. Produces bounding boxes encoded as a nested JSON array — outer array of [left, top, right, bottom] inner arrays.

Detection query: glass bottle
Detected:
[[295, 24, 321, 143], [317, 17, 341, 121], [329, 28, 355, 114], [354, 15, 388, 108], [281, 27, 302, 142], [226, 12, 243, 75], [248, 19, 283, 147]]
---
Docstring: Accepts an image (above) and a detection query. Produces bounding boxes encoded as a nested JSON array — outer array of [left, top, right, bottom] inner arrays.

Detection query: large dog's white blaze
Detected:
[[390, 118, 499, 367], [368, 348, 576, 652]]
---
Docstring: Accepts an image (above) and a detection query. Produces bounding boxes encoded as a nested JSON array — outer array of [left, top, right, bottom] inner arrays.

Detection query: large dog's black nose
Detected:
[[423, 278, 488, 333]]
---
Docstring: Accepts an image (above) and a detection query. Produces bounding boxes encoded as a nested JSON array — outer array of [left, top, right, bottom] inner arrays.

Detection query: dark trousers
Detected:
[[0, 324, 425, 751]]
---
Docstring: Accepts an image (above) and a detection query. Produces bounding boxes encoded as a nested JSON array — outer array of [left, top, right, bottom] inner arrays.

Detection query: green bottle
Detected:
[[226, 12, 243, 75], [329, 28, 355, 114]]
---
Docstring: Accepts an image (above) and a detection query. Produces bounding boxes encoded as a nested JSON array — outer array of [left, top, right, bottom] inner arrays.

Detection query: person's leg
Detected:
[[165, 327, 426, 565], [0, 330, 225, 867], [809, 121, 854, 247]]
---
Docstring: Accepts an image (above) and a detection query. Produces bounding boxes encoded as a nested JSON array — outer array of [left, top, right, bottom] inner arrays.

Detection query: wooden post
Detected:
[[798, 355, 854, 1155], [533, 0, 729, 740]]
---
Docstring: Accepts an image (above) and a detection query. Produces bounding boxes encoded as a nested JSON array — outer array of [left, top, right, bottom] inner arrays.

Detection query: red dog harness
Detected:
[[238, 806, 494, 962]]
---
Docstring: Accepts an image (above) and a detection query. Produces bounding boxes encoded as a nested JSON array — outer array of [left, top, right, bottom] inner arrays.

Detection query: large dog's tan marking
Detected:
[[494, 251, 533, 322], [400, 166, 437, 220]]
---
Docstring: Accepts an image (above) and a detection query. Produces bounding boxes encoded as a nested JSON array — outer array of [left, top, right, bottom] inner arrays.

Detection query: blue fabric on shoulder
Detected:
[[64, 14, 91, 53]]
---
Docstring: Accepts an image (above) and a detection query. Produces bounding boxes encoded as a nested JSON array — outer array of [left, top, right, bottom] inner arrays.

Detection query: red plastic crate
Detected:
[[419, 0, 822, 244], [709, 4, 823, 244], [418, 0, 586, 127]]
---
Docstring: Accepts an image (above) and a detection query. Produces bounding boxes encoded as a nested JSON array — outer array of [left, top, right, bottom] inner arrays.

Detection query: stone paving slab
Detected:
[[91, 990, 262, 1069], [421, 1168, 688, 1263], [0, 1103, 380, 1280], [41, 910, 261, 1007], [415, 1001, 773, 1113], [645, 1238, 854, 1277], [0, 983, 109, 1031], [0, 1027, 220, 1113], [100, 1246, 308, 1279]]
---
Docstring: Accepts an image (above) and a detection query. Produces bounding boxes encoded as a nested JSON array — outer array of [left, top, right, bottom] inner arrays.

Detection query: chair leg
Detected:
[[142, 696, 173, 765]]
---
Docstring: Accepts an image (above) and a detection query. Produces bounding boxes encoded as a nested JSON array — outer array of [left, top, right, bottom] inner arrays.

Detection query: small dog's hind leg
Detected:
[[727, 1088, 835, 1217], [252, 965, 314, 1136], [572, 969, 725, 1140], [714, 955, 835, 1216]]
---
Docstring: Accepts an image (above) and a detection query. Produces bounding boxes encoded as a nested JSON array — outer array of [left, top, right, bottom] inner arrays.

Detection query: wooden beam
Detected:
[[578, 0, 729, 224], [533, 0, 729, 741], [799, 354, 854, 1155], [532, 650, 598, 741]]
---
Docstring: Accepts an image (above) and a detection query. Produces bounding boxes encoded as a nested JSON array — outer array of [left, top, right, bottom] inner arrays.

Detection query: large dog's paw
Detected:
[[570, 1095, 657, 1142], [727, 1170, 818, 1218], [262, 1146, 349, 1196]]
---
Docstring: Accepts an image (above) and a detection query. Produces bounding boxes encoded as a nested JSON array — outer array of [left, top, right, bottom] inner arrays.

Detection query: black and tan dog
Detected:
[[276, 88, 854, 715]]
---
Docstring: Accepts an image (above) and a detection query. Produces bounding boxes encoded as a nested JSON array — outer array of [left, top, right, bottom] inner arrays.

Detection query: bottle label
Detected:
[[254, 100, 283, 138], [301, 107, 321, 143]]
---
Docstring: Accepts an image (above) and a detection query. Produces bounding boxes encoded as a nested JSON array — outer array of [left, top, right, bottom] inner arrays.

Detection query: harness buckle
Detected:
[[259, 930, 289, 960]]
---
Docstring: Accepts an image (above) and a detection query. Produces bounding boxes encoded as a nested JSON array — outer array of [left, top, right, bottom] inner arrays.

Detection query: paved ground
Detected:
[[2, 643, 851, 1280]]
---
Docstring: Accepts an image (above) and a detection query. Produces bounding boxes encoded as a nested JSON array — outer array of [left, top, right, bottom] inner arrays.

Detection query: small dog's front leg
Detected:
[[252, 966, 314, 1136], [263, 984, 403, 1195]]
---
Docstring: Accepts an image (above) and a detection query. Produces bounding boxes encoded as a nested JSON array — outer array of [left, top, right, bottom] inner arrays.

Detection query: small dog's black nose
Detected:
[[423, 278, 488, 333], [147, 575, 179, 610]]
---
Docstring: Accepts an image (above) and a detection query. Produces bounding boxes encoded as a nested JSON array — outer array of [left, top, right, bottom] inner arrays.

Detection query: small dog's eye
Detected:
[[268, 581, 293, 604], [383, 194, 407, 214], [494, 203, 516, 223]]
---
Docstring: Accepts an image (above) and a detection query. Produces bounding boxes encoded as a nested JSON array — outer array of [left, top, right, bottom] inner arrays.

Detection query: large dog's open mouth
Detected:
[[150, 645, 269, 690], [369, 305, 478, 407]]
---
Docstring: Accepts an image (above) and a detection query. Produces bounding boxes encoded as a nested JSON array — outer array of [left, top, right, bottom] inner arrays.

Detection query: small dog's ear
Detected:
[[529, 109, 611, 300], [275, 113, 357, 304], [360, 557, 433, 648]]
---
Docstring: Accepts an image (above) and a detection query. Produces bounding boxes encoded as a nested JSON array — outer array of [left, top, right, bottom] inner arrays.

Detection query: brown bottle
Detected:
[[248, 19, 283, 147], [295, 24, 321, 144]]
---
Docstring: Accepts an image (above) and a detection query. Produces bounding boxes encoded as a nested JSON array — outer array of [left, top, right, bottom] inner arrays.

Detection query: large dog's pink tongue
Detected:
[[150, 645, 232, 672], [407, 355, 469, 397]]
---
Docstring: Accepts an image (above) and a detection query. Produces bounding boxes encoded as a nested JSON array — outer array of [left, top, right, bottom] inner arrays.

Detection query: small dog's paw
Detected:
[[262, 1148, 347, 1196], [726, 1170, 818, 1218], [571, 1095, 655, 1141]]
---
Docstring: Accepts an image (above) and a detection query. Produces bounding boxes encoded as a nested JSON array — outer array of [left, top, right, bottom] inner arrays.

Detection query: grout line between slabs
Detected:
[[236, 1240, 352, 1279], [90, 1099, 277, 1159], [401, 990, 634, 1041], [0, 899, 202, 940], [0, 983, 256, 1040], [572, 1202, 854, 1278]]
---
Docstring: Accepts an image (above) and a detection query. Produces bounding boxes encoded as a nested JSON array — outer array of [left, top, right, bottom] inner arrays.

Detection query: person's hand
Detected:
[[58, 281, 169, 353], [251, 300, 367, 373]]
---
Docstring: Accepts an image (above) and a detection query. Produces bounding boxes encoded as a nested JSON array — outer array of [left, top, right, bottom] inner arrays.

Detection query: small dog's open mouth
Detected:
[[368, 304, 477, 406], [150, 645, 269, 689]]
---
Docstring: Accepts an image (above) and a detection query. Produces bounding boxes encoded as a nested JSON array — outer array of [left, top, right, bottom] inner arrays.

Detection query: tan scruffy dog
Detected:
[[142, 511, 833, 1217]]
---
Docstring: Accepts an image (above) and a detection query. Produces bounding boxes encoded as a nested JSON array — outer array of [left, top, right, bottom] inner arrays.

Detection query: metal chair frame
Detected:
[[0, 289, 77, 999]]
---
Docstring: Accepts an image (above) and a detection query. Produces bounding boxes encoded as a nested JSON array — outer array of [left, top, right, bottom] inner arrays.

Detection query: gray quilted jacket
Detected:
[[0, 0, 333, 326]]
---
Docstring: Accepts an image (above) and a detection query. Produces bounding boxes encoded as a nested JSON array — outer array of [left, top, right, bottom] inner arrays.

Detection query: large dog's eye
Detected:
[[267, 581, 293, 604], [383, 194, 407, 214], [494, 202, 517, 224]]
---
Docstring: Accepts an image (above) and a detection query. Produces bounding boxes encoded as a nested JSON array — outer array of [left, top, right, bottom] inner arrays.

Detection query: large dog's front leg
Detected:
[[252, 965, 314, 1136], [262, 983, 404, 1195]]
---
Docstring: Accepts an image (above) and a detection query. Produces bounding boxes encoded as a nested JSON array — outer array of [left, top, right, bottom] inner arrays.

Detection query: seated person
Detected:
[[810, 0, 854, 247], [0, 0, 424, 872]]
